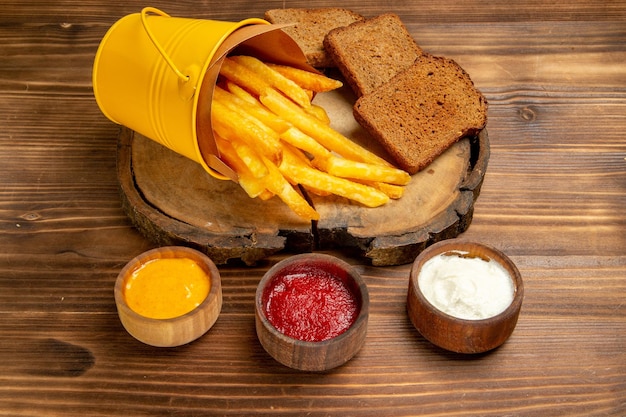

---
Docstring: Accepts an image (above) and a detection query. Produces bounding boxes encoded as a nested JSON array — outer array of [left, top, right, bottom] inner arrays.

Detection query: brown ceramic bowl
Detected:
[[407, 240, 523, 354], [255, 253, 369, 371], [114, 246, 222, 347]]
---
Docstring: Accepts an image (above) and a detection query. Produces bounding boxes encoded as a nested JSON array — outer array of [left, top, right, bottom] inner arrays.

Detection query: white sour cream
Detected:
[[417, 251, 514, 320]]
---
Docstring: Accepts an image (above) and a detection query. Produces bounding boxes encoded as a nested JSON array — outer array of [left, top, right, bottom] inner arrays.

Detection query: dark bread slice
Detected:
[[323, 13, 423, 97], [353, 54, 488, 175], [264, 8, 365, 68]]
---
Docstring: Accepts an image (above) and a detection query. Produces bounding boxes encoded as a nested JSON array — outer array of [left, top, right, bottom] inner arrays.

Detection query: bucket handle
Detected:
[[140, 7, 190, 83]]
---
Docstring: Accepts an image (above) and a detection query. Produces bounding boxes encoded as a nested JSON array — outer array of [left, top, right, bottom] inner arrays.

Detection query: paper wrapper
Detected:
[[196, 23, 319, 180]]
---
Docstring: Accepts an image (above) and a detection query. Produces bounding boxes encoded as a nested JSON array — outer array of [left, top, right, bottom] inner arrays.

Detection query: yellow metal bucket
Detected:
[[93, 7, 268, 180]]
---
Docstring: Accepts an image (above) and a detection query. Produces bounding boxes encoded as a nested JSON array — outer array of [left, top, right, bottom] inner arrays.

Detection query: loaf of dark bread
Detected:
[[353, 54, 488, 175], [264, 8, 365, 68], [323, 13, 423, 97]]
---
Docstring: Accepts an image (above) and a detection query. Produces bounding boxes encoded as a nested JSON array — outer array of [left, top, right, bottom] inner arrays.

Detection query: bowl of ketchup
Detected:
[[255, 253, 369, 371]]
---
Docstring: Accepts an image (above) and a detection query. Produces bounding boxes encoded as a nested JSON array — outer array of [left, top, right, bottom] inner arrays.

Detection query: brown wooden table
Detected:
[[1, 1, 625, 415]]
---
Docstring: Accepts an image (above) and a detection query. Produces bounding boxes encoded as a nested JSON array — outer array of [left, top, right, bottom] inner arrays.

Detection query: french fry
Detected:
[[213, 86, 290, 134], [260, 156, 320, 221], [214, 134, 266, 198], [279, 127, 331, 161], [224, 80, 259, 105], [357, 180, 405, 199], [305, 104, 331, 124], [230, 55, 312, 109], [227, 137, 269, 179], [258, 190, 276, 201], [315, 154, 411, 185], [260, 88, 391, 167], [301, 185, 333, 197], [266, 63, 343, 92], [211, 99, 282, 164], [214, 89, 276, 139], [282, 142, 314, 166], [219, 57, 271, 97], [279, 145, 390, 208]]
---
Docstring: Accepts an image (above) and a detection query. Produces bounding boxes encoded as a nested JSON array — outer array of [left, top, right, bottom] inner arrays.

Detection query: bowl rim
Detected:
[[255, 253, 370, 347], [114, 246, 222, 323], [409, 239, 524, 326]]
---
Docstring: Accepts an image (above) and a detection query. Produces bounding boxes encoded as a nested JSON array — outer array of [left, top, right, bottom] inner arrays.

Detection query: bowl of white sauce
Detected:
[[407, 239, 524, 354]]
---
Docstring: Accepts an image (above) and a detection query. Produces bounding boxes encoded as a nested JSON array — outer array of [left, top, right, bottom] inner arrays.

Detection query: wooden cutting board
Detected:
[[116, 85, 489, 266]]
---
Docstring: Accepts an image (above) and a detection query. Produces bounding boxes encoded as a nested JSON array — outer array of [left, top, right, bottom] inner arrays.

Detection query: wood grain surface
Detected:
[[1, 1, 625, 416]]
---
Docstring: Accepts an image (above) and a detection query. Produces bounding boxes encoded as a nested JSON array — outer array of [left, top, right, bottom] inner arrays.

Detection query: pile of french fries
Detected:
[[210, 55, 411, 221]]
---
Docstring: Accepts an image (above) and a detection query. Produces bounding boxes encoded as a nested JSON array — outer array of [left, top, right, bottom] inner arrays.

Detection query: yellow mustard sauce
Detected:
[[124, 258, 210, 319]]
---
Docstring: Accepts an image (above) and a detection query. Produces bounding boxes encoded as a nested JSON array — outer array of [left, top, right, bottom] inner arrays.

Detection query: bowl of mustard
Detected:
[[114, 246, 222, 347]]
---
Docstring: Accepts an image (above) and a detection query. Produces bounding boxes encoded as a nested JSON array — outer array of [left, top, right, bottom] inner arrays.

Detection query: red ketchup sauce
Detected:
[[262, 264, 359, 342]]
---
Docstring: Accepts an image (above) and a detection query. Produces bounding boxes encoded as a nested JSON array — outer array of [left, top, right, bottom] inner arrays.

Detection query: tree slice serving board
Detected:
[[116, 84, 489, 266]]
